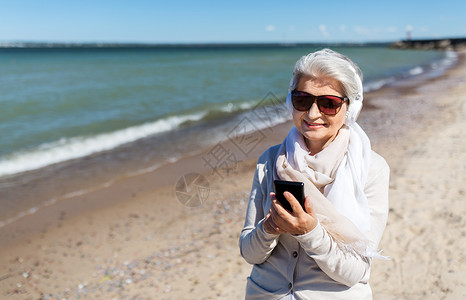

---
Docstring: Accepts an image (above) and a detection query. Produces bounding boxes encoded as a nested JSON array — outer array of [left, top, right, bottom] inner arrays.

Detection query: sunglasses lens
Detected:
[[291, 93, 311, 111], [317, 96, 343, 115]]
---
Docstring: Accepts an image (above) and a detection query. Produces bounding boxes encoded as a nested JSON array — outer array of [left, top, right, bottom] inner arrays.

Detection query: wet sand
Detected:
[[0, 51, 465, 299]]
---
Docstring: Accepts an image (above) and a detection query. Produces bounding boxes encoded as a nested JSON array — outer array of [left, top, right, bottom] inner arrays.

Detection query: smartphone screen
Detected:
[[273, 180, 305, 213]]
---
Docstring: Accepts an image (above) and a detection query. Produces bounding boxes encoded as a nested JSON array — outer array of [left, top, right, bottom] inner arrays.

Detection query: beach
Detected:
[[1, 50, 465, 299]]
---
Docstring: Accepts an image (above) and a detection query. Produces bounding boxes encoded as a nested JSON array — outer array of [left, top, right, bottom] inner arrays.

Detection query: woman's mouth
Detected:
[[304, 120, 326, 128]]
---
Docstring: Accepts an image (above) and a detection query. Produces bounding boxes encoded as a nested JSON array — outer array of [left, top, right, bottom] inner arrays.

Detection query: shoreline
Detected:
[[0, 49, 456, 246], [0, 50, 465, 298], [0, 120, 293, 249]]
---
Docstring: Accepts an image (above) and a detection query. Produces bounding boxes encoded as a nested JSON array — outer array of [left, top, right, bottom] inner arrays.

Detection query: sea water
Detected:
[[0, 45, 456, 178]]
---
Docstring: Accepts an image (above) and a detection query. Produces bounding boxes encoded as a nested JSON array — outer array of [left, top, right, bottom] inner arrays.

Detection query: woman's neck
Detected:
[[305, 131, 341, 156]]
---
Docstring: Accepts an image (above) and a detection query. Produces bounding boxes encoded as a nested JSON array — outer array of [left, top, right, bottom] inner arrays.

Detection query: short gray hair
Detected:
[[290, 48, 363, 103]]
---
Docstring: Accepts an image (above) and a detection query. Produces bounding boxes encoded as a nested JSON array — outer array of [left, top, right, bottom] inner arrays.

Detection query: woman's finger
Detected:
[[284, 191, 305, 215], [304, 196, 314, 215], [269, 217, 280, 232]]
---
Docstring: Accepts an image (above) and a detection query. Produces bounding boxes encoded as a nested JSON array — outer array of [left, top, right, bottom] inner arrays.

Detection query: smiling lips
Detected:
[[304, 119, 326, 128]]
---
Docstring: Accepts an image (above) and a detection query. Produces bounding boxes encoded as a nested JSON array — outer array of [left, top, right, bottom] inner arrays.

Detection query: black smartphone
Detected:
[[273, 180, 305, 213]]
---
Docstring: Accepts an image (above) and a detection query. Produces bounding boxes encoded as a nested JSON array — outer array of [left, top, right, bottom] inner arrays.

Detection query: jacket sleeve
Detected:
[[294, 152, 390, 287], [239, 162, 280, 265]]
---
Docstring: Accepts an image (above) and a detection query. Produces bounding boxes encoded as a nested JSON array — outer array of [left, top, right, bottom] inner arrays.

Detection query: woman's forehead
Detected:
[[297, 75, 344, 95]]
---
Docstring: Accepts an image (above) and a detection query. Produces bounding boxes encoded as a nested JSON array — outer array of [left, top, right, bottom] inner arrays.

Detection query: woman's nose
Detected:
[[307, 102, 321, 118]]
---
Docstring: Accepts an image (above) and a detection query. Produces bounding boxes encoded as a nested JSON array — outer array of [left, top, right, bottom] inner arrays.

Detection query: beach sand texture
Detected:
[[0, 52, 465, 299]]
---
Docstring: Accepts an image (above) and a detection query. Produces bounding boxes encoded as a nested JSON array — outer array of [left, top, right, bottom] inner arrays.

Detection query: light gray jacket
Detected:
[[239, 144, 390, 300]]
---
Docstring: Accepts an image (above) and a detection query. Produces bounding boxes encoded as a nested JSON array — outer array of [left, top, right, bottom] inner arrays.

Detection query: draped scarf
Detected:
[[275, 124, 384, 258]]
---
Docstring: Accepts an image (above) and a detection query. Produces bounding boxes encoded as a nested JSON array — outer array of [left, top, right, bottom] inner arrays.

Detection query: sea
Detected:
[[0, 44, 458, 227]]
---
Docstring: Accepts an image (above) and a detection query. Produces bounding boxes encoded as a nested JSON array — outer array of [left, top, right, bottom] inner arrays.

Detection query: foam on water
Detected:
[[409, 67, 424, 76], [363, 50, 458, 92], [0, 95, 271, 179], [0, 112, 206, 177]]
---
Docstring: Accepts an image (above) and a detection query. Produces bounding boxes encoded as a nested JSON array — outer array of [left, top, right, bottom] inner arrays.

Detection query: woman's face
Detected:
[[292, 75, 348, 155]]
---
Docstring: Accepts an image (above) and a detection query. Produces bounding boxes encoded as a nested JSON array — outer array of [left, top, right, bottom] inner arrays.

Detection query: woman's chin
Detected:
[[300, 124, 327, 138], [300, 128, 335, 152]]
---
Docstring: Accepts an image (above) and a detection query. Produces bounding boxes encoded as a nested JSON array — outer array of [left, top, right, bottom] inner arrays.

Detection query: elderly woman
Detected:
[[239, 49, 389, 299]]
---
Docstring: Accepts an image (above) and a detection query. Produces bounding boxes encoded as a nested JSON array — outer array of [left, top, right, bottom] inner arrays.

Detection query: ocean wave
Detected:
[[436, 50, 458, 69], [0, 112, 207, 177], [364, 50, 458, 93], [207, 100, 259, 116], [0, 98, 266, 177], [219, 101, 256, 113], [178, 100, 262, 127], [364, 78, 396, 93], [409, 66, 424, 76]]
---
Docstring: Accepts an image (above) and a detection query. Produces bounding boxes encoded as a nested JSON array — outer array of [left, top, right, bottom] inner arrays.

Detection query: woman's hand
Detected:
[[263, 209, 287, 235], [265, 192, 317, 236]]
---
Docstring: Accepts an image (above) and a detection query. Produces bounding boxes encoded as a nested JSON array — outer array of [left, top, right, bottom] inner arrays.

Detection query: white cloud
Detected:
[[265, 25, 275, 32], [387, 26, 398, 33], [319, 24, 329, 37], [339, 25, 347, 32], [354, 25, 369, 36], [353, 25, 401, 39], [358, 26, 395, 34]]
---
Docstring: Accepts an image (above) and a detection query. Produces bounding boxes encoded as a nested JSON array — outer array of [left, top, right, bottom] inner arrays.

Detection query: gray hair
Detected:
[[290, 48, 363, 103]]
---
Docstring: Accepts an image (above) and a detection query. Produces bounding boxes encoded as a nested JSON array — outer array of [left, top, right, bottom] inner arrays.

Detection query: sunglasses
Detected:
[[291, 90, 348, 115]]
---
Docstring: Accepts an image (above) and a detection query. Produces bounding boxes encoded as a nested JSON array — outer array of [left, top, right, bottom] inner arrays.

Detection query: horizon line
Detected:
[[2, 37, 464, 49], [0, 40, 394, 49]]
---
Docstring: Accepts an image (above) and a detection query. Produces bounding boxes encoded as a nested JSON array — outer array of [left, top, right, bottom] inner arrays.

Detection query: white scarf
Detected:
[[275, 124, 383, 258]]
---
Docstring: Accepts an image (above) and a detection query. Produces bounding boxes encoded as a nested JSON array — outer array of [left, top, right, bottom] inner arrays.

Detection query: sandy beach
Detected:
[[1, 50, 465, 299]]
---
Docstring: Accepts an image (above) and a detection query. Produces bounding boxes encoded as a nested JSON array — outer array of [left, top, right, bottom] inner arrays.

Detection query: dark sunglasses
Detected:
[[291, 90, 348, 115]]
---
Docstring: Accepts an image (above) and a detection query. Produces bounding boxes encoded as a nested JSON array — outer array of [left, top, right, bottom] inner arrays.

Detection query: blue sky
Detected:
[[1, 0, 466, 43]]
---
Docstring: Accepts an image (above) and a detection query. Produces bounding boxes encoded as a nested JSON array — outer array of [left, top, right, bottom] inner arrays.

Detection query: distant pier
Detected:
[[391, 38, 466, 50]]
